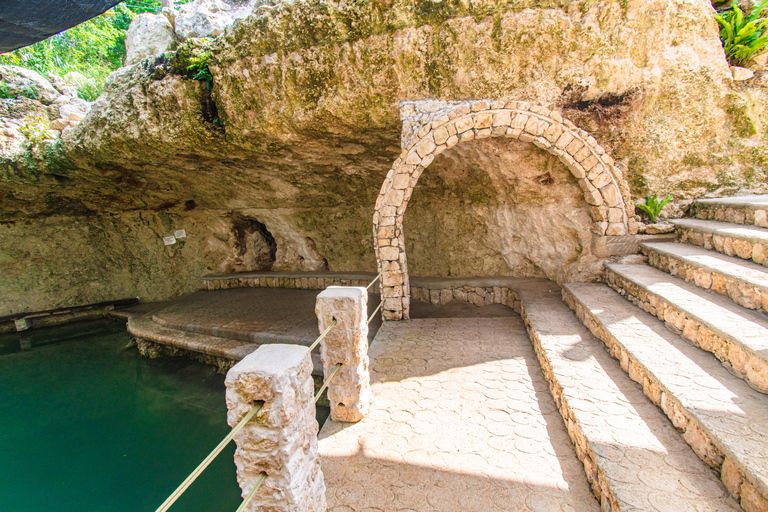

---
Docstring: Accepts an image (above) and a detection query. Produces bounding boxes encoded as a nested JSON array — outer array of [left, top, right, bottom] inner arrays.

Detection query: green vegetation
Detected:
[[636, 193, 673, 222], [0, 81, 40, 100], [0, 1, 191, 101], [714, 0, 768, 67], [19, 117, 54, 146], [187, 47, 214, 90]]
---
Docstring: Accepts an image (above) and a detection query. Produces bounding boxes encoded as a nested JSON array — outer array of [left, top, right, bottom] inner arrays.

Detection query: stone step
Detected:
[[642, 241, 768, 313], [564, 282, 768, 511], [671, 218, 768, 266], [517, 282, 741, 512], [689, 195, 768, 228], [604, 263, 768, 394], [127, 316, 324, 375]]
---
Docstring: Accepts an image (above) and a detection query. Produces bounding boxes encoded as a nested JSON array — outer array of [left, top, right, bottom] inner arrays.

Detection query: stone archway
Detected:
[[373, 99, 632, 320]]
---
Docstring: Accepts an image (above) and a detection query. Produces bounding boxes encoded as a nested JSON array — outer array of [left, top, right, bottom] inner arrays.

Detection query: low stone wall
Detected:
[[201, 272, 380, 294], [409, 284, 522, 313]]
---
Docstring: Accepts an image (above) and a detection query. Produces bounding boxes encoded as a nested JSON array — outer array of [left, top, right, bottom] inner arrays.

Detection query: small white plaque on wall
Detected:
[[163, 236, 177, 246], [174, 229, 187, 239]]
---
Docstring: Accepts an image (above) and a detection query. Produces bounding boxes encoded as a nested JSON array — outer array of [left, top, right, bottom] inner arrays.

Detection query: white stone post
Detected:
[[225, 344, 326, 512], [315, 286, 373, 422]]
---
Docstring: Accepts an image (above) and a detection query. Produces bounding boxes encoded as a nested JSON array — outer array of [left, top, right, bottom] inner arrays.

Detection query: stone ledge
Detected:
[[643, 241, 768, 313], [604, 263, 768, 394], [691, 195, 768, 228], [127, 316, 324, 375], [672, 219, 768, 266], [517, 282, 740, 512], [564, 282, 768, 510]]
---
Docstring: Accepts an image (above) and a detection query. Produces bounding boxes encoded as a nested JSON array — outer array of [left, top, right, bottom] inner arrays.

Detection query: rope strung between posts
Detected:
[[368, 302, 381, 325], [314, 363, 342, 403], [308, 319, 336, 352], [154, 402, 264, 512], [366, 268, 385, 290], [235, 472, 268, 512]]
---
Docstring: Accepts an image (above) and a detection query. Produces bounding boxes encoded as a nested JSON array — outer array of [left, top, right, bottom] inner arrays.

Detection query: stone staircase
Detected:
[[551, 195, 768, 512]]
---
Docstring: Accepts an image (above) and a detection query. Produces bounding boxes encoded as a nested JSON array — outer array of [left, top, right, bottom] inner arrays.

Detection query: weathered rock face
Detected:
[[0, 65, 61, 106], [405, 138, 601, 283], [2, 0, 768, 314], [175, 0, 267, 39], [125, 13, 178, 66]]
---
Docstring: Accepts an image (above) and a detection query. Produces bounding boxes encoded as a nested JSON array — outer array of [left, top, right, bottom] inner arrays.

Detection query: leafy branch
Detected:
[[714, 0, 768, 67]]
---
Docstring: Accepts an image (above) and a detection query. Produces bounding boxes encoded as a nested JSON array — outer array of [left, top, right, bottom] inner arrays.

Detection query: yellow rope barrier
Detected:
[[235, 472, 267, 512], [314, 363, 342, 403], [367, 302, 382, 325], [366, 268, 385, 290], [308, 319, 336, 352], [154, 402, 263, 512]]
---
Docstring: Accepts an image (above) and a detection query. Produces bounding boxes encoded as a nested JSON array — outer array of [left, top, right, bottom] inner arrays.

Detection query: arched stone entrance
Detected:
[[373, 100, 632, 320]]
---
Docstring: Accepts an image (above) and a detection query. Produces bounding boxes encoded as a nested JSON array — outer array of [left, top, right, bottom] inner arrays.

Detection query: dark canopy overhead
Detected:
[[0, 0, 122, 53]]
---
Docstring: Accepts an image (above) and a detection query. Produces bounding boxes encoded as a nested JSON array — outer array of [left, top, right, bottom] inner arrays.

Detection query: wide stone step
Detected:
[[689, 195, 768, 228], [516, 282, 740, 512], [564, 282, 768, 511], [671, 219, 768, 266], [604, 263, 768, 394], [642, 241, 768, 313], [127, 316, 323, 374]]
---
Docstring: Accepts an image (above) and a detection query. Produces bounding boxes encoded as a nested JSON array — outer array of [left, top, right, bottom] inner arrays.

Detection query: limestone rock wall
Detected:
[[0, 207, 374, 316], [2, 0, 768, 312]]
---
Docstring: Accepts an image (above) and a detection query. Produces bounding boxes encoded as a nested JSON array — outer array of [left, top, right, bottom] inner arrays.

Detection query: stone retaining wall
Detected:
[[201, 275, 380, 294], [410, 284, 522, 313]]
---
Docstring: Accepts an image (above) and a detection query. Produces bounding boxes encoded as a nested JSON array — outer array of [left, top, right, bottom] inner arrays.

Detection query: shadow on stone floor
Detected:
[[320, 445, 600, 512]]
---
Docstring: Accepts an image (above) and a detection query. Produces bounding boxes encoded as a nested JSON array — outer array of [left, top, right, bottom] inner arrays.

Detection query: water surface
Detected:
[[0, 319, 242, 512]]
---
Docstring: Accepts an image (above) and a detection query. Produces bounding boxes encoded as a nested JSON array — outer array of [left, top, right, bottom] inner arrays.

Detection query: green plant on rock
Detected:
[[187, 48, 214, 90], [19, 117, 54, 146], [0, 82, 40, 100], [714, 0, 768, 67], [636, 193, 673, 223]]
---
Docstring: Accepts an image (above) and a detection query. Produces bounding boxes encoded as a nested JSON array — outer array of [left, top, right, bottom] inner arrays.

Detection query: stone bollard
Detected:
[[225, 344, 326, 512], [315, 286, 373, 422]]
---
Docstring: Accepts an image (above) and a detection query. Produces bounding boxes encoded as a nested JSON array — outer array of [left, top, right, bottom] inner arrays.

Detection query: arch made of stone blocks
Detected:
[[373, 100, 632, 321]]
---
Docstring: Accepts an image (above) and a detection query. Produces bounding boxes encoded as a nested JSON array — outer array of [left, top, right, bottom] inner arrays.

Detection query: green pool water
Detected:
[[0, 319, 250, 512]]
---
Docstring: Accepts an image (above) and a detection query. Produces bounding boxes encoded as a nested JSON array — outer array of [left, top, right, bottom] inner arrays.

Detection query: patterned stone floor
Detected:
[[318, 316, 600, 512]]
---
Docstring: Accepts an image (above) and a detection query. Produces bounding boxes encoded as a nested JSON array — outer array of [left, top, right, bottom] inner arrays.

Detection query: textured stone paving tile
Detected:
[[605, 263, 768, 358], [565, 283, 768, 506], [152, 288, 322, 343], [318, 317, 600, 512], [519, 282, 741, 512]]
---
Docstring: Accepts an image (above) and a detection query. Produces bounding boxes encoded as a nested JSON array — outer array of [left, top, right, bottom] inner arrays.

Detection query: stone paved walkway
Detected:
[[318, 316, 599, 512]]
